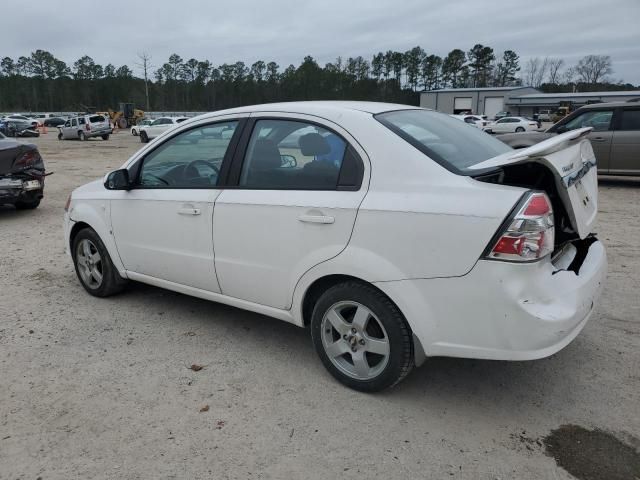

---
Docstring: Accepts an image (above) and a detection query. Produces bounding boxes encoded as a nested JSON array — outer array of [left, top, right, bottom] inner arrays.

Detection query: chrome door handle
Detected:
[[298, 214, 335, 224], [178, 207, 201, 216]]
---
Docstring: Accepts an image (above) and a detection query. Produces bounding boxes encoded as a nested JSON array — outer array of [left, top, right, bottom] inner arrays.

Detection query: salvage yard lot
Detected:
[[1, 132, 639, 479]]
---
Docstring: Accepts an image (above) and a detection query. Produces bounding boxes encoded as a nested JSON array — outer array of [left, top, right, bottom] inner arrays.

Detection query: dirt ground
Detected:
[[1, 130, 638, 480]]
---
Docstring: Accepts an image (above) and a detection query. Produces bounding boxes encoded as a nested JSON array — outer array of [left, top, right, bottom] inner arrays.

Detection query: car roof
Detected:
[[191, 101, 421, 123]]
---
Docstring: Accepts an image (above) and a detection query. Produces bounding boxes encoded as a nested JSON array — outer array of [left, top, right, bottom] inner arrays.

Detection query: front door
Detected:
[[561, 109, 615, 172], [110, 119, 242, 292], [213, 116, 368, 309]]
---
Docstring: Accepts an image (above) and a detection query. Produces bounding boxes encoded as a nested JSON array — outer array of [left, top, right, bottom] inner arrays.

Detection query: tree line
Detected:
[[0, 46, 635, 113]]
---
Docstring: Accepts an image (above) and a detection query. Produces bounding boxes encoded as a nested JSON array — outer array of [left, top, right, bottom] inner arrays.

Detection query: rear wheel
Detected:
[[515, 126, 525, 132], [72, 228, 127, 297], [310, 281, 414, 392], [140, 131, 149, 143], [79, 131, 86, 141], [57, 132, 63, 140]]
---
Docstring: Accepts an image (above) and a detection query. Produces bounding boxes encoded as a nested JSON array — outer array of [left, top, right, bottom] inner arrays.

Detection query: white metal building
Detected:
[[420, 87, 640, 119], [419, 86, 540, 118]]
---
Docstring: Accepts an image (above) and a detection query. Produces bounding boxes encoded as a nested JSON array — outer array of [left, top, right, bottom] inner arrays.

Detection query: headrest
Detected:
[[250, 139, 282, 170], [299, 133, 330, 156]]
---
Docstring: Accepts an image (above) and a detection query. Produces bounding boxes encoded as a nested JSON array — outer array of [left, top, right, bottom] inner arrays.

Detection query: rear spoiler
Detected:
[[506, 127, 593, 162], [468, 127, 593, 171]]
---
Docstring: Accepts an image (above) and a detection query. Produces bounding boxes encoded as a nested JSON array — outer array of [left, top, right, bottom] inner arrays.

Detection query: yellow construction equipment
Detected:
[[105, 103, 145, 129]]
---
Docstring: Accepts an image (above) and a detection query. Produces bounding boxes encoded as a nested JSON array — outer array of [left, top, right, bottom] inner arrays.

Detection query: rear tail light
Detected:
[[13, 150, 41, 169], [485, 192, 554, 262]]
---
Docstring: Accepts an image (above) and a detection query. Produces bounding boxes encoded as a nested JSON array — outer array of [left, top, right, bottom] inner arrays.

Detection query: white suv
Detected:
[[63, 102, 606, 391]]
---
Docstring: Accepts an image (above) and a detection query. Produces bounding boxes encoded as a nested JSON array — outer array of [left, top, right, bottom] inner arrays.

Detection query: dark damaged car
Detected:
[[0, 132, 46, 209]]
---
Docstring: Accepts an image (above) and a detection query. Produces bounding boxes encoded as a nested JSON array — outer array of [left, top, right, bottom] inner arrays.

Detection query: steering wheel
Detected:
[[184, 159, 220, 180]]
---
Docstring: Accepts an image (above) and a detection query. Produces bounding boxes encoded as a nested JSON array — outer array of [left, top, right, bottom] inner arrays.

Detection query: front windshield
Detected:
[[376, 109, 512, 174]]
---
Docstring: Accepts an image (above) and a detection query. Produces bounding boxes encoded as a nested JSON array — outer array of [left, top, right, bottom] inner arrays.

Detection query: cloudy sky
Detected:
[[2, 0, 639, 84]]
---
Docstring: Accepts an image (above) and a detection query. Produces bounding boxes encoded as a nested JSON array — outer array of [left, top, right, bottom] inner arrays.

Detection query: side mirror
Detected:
[[105, 169, 131, 190]]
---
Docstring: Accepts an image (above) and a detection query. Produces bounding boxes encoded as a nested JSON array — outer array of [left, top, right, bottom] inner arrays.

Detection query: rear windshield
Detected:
[[89, 115, 105, 123], [376, 110, 511, 174]]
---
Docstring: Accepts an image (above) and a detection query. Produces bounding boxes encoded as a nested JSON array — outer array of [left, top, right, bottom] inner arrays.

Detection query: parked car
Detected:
[[30, 113, 55, 126], [489, 116, 539, 134], [58, 114, 111, 141], [450, 114, 491, 131], [0, 119, 40, 137], [496, 101, 640, 175], [493, 111, 511, 120], [538, 110, 552, 122], [0, 131, 46, 209], [43, 116, 67, 127], [138, 116, 188, 143], [2, 114, 38, 129], [64, 102, 606, 392], [130, 119, 153, 136]]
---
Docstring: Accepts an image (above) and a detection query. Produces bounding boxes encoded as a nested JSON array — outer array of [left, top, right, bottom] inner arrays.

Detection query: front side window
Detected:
[[376, 109, 511, 174], [71, 119, 77, 127], [138, 121, 238, 188], [619, 109, 640, 131], [239, 119, 348, 189], [563, 110, 613, 132]]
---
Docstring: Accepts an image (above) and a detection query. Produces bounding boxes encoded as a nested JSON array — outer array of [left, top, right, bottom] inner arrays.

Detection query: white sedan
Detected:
[[63, 102, 606, 392], [130, 119, 152, 136], [450, 114, 491, 131], [138, 116, 188, 143], [489, 116, 539, 134]]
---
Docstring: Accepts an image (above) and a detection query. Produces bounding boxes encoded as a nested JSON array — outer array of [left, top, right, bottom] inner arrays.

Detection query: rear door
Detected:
[[609, 107, 640, 174], [212, 114, 369, 309]]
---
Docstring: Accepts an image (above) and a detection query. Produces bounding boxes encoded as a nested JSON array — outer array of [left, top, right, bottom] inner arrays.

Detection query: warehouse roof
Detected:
[[421, 86, 536, 93], [513, 90, 640, 99]]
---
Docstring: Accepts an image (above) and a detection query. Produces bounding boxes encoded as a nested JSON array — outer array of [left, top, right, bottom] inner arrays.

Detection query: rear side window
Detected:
[[239, 119, 352, 189], [619, 109, 640, 131], [376, 109, 511, 174], [89, 115, 105, 123]]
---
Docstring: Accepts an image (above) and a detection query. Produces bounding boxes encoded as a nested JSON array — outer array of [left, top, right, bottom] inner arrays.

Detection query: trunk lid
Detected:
[[470, 127, 597, 239]]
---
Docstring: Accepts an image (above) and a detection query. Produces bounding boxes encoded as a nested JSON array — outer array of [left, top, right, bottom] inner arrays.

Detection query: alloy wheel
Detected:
[[320, 301, 390, 380], [76, 239, 103, 289]]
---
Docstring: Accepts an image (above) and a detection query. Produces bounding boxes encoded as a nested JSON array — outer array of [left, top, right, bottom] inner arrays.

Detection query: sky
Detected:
[[1, 0, 639, 84]]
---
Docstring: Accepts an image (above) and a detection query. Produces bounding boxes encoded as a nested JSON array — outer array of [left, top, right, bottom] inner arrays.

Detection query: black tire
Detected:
[[79, 131, 86, 141], [57, 132, 63, 140], [72, 228, 128, 297], [14, 198, 40, 210], [132, 128, 138, 136], [140, 131, 148, 143], [310, 281, 414, 392], [101, 134, 110, 140], [515, 127, 525, 132]]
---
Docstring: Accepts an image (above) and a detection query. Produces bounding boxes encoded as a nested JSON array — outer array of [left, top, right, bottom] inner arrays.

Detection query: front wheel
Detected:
[[79, 131, 86, 141], [57, 132, 63, 140], [515, 127, 525, 132], [15, 198, 40, 210], [310, 281, 414, 392], [101, 134, 110, 140], [140, 131, 149, 143], [72, 228, 127, 297]]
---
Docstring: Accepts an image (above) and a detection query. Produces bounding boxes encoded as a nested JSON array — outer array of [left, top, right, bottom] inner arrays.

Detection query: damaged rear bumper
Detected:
[[0, 176, 44, 204], [375, 238, 607, 361]]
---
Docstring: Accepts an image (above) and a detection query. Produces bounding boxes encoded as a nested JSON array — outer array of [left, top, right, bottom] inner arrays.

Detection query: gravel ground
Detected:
[[1, 131, 638, 479]]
